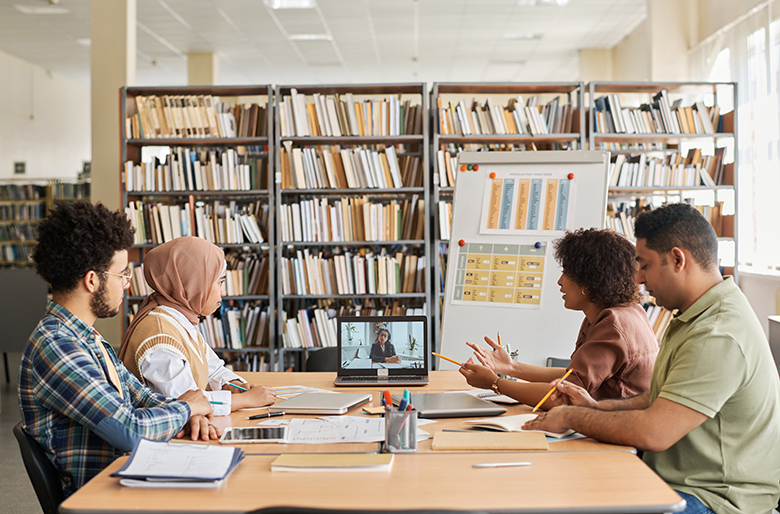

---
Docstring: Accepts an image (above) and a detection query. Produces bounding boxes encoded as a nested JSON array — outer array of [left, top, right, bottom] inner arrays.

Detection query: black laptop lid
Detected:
[[336, 315, 428, 378]]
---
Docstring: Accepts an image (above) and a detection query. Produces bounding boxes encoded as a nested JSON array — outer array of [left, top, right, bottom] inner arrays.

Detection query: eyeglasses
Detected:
[[97, 269, 132, 285]]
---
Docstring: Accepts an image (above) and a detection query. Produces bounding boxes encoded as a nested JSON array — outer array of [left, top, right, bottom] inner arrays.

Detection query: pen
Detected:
[[247, 411, 285, 420], [383, 390, 392, 407], [432, 352, 462, 366], [227, 382, 248, 392], [532, 368, 574, 412], [209, 401, 224, 405], [398, 398, 408, 411], [472, 462, 531, 468]]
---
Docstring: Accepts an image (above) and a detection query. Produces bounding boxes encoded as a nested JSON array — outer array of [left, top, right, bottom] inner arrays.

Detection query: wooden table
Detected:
[[60, 451, 684, 514], [215, 371, 634, 454], [59, 371, 682, 514]]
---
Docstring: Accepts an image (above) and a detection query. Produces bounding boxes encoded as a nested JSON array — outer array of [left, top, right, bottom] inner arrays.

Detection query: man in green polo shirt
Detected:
[[525, 203, 780, 514]]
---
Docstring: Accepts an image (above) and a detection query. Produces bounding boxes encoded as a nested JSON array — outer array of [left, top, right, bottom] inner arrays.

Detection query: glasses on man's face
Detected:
[[97, 269, 132, 285]]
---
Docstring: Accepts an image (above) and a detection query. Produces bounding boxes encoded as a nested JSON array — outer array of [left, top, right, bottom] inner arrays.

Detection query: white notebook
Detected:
[[269, 392, 371, 415], [465, 413, 575, 439]]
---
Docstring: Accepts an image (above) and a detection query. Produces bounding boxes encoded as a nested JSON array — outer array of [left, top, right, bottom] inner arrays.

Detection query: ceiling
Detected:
[[0, 0, 647, 87]]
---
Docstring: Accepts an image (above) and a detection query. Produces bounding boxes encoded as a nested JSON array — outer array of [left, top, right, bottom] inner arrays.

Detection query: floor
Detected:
[[2, 352, 41, 514]]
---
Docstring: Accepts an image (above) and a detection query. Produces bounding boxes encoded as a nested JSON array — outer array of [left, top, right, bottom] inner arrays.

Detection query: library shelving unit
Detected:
[[274, 83, 430, 371], [120, 85, 275, 372], [430, 82, 586, 351], [587, 81, 738, 339], [0, 179, 91, 266]]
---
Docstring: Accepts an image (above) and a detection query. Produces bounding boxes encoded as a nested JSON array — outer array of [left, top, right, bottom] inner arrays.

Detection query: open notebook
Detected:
[[334, 315, 429, 386]]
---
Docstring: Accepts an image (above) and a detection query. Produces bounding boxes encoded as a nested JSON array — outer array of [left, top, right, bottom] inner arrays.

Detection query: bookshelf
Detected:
[[274, 83, 430, 370], [588, 81, 738, 340], [120, 85, 275, 372], [0, 179, 91, 266], [430, 82, 586, 352]]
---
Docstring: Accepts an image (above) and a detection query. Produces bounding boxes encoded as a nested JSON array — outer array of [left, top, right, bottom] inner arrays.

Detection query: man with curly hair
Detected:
[[460, 228, 658, 408], [18, 201, 217, 498], [526, 203, 780, 514]]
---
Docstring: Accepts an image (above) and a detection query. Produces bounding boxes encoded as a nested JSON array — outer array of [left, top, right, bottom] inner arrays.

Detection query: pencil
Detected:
[[532, 368, 573, 412], [432, 352, 462, 366], [227, 382, 248, 392], [497, 332, 501, 347]]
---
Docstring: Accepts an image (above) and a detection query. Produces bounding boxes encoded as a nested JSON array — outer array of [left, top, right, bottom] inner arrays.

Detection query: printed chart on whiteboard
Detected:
[[450, 241, 547, 309], [480, 168, 577, 235]]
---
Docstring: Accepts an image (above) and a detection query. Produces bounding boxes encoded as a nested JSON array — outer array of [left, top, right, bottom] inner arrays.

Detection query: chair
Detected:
[[545, 357, 571, 368], [13, 422, 64, 514], [305, 347, 339, 372]]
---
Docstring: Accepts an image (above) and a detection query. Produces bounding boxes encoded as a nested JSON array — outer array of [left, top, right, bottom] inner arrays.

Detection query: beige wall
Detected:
[[611, 18, 652, 81], [699, 0, 767, 40], [0, 49, 90, 181]]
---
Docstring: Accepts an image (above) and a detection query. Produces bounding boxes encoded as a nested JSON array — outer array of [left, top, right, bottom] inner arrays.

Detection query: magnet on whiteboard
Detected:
[[489, 172, 497, 179], [535, 242, 542, 248], [458, 239, 466, 247], [567, 173, 575, 180]]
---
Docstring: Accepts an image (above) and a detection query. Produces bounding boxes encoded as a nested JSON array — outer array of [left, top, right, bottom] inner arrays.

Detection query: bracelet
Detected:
[[490, 376, 501, 395]]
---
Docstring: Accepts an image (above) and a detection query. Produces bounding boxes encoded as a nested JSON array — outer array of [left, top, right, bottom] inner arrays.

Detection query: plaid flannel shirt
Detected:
[[18, 300, 190, 497]]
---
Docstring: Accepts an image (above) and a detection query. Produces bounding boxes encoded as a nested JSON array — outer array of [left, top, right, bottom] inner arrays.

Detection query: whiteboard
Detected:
[[439, 151, 609, 369]]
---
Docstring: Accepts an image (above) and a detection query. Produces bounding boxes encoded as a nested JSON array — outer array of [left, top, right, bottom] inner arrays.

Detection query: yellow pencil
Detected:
[[432, 352, 462, 366], [532, 368, 573, 412], [497, 332, 502, 347]]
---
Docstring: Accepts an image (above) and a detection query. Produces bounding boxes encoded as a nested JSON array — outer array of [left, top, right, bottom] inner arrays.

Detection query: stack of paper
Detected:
[[111, 439, 244, 488]]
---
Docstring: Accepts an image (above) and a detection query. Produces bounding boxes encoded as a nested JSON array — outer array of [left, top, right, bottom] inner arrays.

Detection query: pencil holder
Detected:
[[384, 407, 417, 453]]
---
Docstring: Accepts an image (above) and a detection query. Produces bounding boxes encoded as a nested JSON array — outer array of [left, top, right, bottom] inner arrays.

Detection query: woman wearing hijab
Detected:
[[119, 237, 276, 416]]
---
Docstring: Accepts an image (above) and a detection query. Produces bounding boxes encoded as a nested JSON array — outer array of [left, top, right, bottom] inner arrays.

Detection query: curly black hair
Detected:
[[553, 228, 641, 308], [634, 203, 718, 269], [33, 201, 135, 293]]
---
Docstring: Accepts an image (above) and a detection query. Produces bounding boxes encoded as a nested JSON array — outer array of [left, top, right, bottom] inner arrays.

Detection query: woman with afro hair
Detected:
[[459, 228, 658, 410]]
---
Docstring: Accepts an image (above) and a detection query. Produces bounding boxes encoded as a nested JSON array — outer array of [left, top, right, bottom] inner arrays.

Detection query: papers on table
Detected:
[[272, 416, 430, 444], [452, 388, 520, 405], [111, 439, 244, 487]]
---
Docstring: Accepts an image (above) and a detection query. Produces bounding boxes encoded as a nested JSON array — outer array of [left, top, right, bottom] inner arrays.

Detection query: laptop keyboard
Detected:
[[339, 376, 427, 382]]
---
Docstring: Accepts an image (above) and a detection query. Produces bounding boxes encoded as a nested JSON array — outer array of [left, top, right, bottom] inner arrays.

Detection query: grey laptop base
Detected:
[[392, 393, 506, 419]]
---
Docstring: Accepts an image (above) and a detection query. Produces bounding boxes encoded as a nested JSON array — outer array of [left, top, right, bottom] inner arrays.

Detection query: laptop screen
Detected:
[[337, 316, 428, 376]]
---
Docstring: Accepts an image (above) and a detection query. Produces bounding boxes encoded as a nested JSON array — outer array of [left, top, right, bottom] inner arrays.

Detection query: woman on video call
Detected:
[[370, 327, 401, 364]]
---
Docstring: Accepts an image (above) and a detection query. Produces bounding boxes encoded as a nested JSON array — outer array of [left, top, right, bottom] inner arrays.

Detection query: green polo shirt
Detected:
[[643, 277, 780, 514]]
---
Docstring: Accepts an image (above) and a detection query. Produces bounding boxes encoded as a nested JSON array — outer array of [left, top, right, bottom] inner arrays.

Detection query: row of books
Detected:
[[199, 303, 271, 349], [281, 145, 423, 189], [437, 201, 453, 241], [0, 184, 45, 200], [0, 223, 37, 242], [279, 196, 425, 243], [0, 203, 45, 220], [279, 90, 423, 137], [607, 199, 733, 240], [124, 147, 268, 192], [436, 149, 458, 188], [437, 242, 449, 293], [0, 243, 33, 262], [282, 308, 338, 349], [125, 200, 267, 246], [50, 181, 90, 199], [129, 251, 269, 298], [437, 95, 576, 136], [128, 94, 267, 139], [280, 249, 426, 296], [593, 91, 723, 134], [608, 148, 727, 188], [643, 301, 674, 341]]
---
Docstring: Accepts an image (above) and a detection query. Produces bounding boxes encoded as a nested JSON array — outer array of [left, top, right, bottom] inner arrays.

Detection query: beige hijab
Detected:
[[119, 236, 226, 360]]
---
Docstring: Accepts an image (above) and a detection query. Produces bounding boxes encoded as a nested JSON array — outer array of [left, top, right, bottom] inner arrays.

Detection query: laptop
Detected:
[[391, 393, 507, 419], [334, 315, 429, 386], [269, 392, 371, 415]]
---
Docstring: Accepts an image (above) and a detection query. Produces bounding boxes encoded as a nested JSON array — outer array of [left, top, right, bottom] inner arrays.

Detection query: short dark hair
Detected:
[[553, 228, 641, 308], [33, 201, 135, 293], [633, 203, 718, 269]]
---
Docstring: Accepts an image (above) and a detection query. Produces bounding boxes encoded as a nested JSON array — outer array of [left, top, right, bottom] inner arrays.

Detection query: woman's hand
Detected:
[[223, 380, 247, 394], [235, 384, 277, 409], [458, 359, 499, 390], [466, 336, 515, 376]]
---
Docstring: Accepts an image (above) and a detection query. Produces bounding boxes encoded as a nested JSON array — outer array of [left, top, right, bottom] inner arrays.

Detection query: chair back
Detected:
[[545, 357, 571, 368], [305, 347, 339, 372], [13, 422, 64, 514]]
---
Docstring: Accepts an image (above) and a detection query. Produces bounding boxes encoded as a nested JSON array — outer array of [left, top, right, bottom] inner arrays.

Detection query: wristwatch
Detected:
[[490, 376, 501, 395]]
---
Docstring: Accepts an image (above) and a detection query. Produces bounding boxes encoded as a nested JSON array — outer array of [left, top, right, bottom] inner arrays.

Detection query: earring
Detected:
[[581, 289, 587, 296]]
